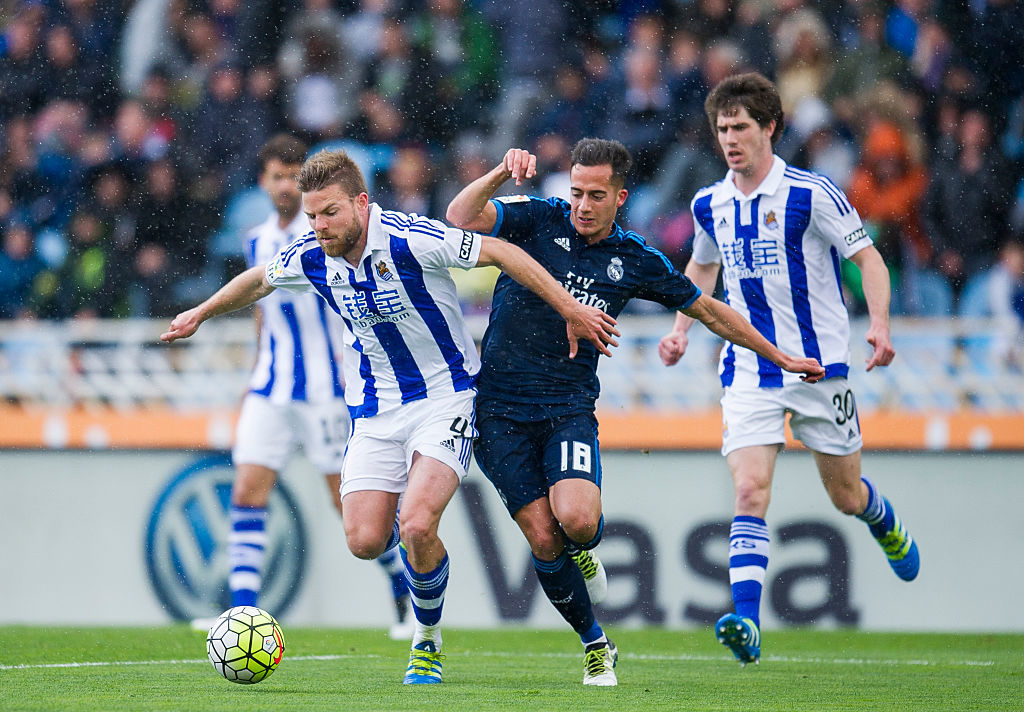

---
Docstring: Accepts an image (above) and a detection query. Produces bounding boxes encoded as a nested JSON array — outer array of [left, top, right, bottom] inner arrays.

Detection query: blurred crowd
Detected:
[[1, 0, 1023, 349]]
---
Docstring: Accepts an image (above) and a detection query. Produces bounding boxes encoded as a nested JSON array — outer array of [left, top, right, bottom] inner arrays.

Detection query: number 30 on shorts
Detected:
[[832, 389, 857, 425], [559, 441, 592, 473]]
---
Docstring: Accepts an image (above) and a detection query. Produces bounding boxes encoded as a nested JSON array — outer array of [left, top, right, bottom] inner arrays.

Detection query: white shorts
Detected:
[[340, 390, 477, 498], [232, 393, 350, 474], [720, 378, 863, 457]]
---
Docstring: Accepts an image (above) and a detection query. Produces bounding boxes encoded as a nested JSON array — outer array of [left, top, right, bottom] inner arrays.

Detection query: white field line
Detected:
[[0, 651, 995, 671]]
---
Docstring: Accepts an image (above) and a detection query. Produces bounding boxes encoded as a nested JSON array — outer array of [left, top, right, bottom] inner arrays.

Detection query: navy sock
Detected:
[[532, 551, 598, 642]]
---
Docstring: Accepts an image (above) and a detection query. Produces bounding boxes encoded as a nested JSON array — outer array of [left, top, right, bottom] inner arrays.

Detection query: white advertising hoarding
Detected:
[[0, 450, 1017, 631]]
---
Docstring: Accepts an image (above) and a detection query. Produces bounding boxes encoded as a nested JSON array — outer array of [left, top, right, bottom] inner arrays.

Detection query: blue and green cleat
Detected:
[[715, 613, 760, 666], [875, 501, 919, 581], [403, 640, 443, 684]]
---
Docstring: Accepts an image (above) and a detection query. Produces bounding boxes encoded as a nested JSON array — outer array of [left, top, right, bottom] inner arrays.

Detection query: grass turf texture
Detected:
[[1, 626, 1021, 711]]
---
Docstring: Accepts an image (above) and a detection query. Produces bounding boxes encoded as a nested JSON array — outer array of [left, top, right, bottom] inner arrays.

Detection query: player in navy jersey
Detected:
[[447, 137, 825, 686], [659, 73, 920, 667], [163, 149, 617, 685], [215, 135, 412, 640]]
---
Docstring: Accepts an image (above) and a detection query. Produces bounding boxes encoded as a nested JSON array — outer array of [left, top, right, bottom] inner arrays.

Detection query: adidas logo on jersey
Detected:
[[718, 217, 729, 228], [440, 438, 456, 453], [329, 271, 346, 286], [554, 237, 571, 251]]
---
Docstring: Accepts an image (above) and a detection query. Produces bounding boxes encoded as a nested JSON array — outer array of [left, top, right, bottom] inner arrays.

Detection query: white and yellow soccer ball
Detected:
[[206, 606, 285, 684]]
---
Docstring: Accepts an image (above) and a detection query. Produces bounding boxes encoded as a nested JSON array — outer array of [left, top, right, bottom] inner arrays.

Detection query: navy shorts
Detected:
[[474, 410, 602, 517]]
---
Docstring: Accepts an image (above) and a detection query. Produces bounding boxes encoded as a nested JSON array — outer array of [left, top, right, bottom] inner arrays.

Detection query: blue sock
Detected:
[[532, 551, 601, 643], [228, 505, 267, 607], [384, 517, 401, 552], [729, 516, 769, 628], [377, 547, 408, 600], [857, 476, 895, 537], [399, 546, 448, 627]]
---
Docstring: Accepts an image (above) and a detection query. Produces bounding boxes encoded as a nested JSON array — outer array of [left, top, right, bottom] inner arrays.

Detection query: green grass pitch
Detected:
[[1, 626, 1021, 711]]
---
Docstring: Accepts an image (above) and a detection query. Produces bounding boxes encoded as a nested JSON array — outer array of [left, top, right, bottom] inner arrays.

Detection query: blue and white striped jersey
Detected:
[[266, 203, 483, 419], [244, 210, 346, 405], [691, 155, 873, 388]]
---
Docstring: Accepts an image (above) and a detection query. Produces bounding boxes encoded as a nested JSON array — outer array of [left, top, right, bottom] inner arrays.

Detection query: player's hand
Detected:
[[783, 356, 826, 383], [864, 323, 895, 371], [160, 307, 203, 343], [658, 331, 689, 366], [565, 305, 619, 359], [502, 148, 537, 186]]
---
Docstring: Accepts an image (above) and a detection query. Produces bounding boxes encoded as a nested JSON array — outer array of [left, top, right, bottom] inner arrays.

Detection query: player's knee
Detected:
[[558, 510, 599, 545], [733, 478, 770, 513], [524, 526, 564, 559], [344, 524, 387, 560], [831, 489, 864, 516], [398, 512, 438, 550]]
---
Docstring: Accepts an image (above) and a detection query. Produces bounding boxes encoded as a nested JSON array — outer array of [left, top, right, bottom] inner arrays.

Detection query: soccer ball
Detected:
[[206, 606, 285, 684]]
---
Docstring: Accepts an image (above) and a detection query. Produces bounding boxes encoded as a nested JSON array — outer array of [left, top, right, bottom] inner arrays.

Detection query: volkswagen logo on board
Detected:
[[144, 454, 307, 620]]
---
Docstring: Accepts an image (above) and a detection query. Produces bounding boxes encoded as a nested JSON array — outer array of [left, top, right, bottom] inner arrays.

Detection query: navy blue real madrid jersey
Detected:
[[478, 195, 701, 419]]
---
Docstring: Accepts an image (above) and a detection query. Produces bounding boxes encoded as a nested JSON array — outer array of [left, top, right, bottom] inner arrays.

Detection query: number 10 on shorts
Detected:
[[560, 441, 592, 473]]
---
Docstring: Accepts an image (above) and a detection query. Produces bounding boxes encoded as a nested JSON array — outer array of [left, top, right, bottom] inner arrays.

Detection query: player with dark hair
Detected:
[[163, 148, 618, 685], [447, 137, 825, 685], [659, 72, 919, 666]]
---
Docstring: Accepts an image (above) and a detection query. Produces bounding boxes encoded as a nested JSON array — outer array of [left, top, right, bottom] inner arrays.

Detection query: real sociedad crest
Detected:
[[144, 454, 307, 621], [375, 260, 394, 281], [607, 257, 624, 282], [764, 210, 779, 230]]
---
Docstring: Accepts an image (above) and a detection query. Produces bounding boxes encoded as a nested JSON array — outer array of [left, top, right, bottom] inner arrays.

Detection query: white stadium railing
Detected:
[[1, 316, 1021, 413]]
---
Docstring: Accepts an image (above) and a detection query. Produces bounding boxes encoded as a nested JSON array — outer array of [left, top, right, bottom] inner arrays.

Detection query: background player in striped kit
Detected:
[[447, 138, 825, 686], [659, 73, 920, 666], [223, 134, 412, 640], [162, 148, 619, 685]]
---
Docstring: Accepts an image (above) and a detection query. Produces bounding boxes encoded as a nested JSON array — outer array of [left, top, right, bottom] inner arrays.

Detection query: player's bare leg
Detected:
[[549, 478, 608, 604], [815, 451, 920, 581]]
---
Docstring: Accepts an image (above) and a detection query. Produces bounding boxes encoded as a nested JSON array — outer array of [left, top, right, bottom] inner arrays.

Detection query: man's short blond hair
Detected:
[[297, 150, 369, 197]]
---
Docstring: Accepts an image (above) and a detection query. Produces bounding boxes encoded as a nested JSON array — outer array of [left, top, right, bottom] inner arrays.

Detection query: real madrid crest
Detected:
[[607, 256, 624, 282]]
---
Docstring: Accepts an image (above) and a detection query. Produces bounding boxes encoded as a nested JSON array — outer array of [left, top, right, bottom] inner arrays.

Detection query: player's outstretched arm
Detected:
[[446, 148, 536, 234], [160, 266, 275, 343], [682, 294, 825, 382], [848, 245, 896, 371], [477, 236, 619, 358], [659, 260, 721, 366]]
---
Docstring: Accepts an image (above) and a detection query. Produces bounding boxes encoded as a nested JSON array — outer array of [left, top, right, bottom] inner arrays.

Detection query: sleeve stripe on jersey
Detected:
[[279, 302, 307, 400], [380, 210, 446, 239], [625, 232, 675, 272], [693, 194, 716, 235], [488, 198, 505, 236], [315, 297, 346, 397], [783, 167, 851, 215], [389, 234, 476, 393], [282, 235, 318, 267]]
